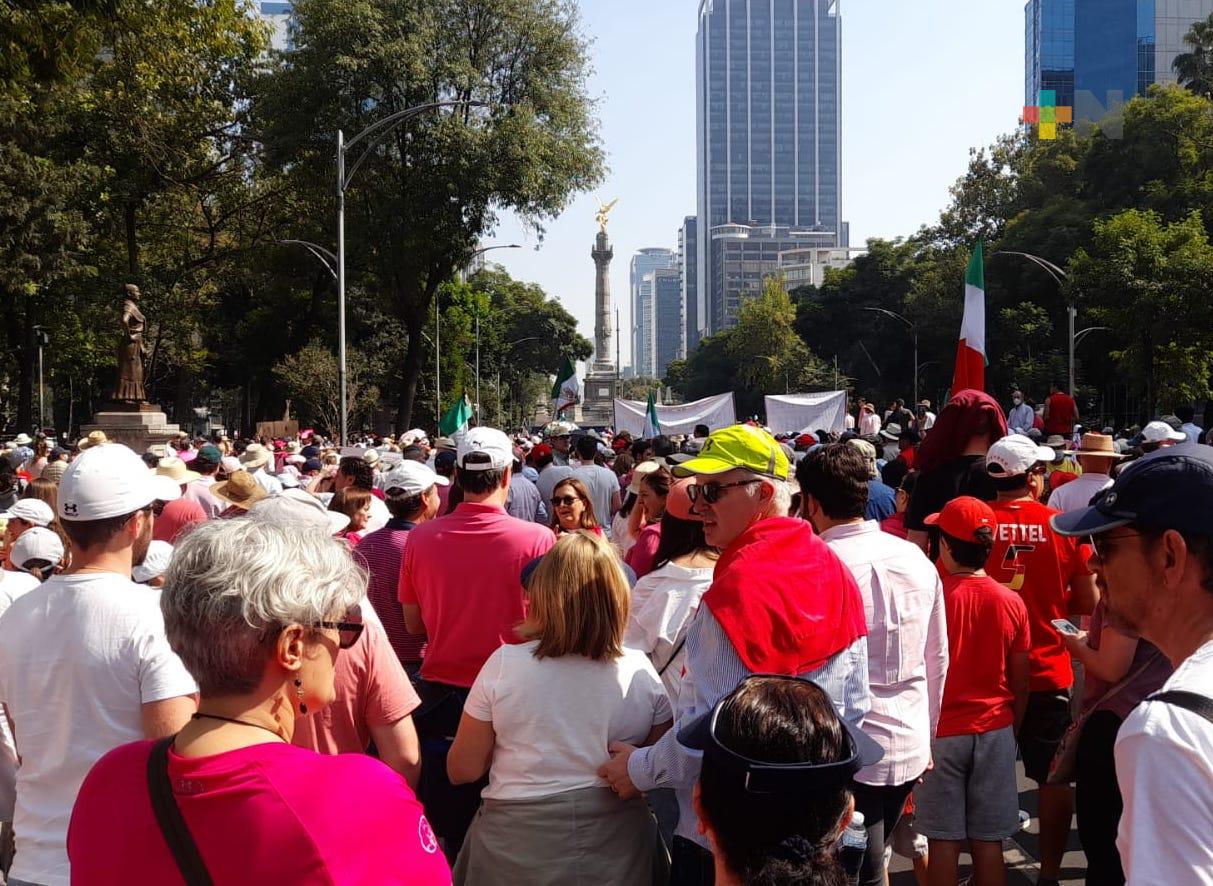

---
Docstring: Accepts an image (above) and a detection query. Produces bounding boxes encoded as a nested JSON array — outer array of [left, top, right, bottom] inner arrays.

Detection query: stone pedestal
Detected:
[[83, 408, 181, 453], [580, 372, 617, 428]]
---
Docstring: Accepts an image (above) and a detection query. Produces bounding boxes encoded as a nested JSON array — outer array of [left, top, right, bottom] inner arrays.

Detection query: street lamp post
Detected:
[[32, 325, 48, 429], [456, 243, 521, 426], [990, 251, 1076, 396], [862, 307, 918, 406], [336, 100, 486, 443]]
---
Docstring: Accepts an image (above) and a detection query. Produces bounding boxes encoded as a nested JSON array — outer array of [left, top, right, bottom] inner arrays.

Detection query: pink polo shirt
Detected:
[[398, 502, 554, 687], [68, 740, 450, 884]]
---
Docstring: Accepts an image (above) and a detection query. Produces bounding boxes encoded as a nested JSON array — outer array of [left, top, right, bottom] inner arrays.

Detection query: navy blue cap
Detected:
[[678, 676, 883, 793], [1052, 443, 1213, 537]]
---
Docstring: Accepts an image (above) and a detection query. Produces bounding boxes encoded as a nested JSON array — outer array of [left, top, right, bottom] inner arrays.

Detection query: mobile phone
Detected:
[[1051, 618, 1081, 637]]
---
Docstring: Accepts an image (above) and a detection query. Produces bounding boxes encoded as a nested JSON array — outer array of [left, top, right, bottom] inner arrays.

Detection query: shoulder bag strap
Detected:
[[657, 634, 688, 677], [1147, 690, 1213, 726], [146, 737, 214, 886]]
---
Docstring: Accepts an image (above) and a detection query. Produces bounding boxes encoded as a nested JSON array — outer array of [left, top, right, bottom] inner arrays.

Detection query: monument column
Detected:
[[591, 230, 614, 372]]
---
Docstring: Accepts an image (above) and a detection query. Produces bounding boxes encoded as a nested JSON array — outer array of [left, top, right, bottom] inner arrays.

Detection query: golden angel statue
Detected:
[[595, 198, 619, 233]]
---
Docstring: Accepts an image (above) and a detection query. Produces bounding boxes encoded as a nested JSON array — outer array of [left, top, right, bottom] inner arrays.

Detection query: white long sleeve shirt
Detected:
[[820, 520, 948, 787]]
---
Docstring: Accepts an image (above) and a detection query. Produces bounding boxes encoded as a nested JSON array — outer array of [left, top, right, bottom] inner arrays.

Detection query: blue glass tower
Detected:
[[696, 0, 845, 336], [1027, 0, 1213, 125]]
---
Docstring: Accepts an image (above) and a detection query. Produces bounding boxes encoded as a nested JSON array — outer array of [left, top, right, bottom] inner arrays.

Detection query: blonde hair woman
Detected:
[[447, 531, 672, 885]]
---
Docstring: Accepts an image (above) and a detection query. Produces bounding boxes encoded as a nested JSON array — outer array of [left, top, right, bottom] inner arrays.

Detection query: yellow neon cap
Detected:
[[673, 424, 789, 480]]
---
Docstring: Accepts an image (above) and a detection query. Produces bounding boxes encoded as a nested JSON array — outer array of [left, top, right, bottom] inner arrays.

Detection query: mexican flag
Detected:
[[552, 357, 581, 415], [642, 389, 661, 439], [439, 394, 472, 439], [952, 240, 987, 393]]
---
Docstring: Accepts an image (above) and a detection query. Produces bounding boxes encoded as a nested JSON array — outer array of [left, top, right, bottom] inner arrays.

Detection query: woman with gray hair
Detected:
[[67, 518, 451, 884]]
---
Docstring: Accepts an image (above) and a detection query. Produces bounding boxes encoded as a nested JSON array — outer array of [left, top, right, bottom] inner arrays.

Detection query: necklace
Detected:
[[191, 712, 285, 742]]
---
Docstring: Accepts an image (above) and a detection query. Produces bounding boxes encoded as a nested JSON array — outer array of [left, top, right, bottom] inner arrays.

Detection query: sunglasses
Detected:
[[686, 479, 762, 504], [312, 603, 364, 650], [1089, 530, 1142, 560], [551, 495, 581, 507]]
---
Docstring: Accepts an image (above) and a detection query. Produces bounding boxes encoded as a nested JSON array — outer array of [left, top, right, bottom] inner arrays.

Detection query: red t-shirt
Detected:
[[68, 740, 451, 884], [1044, 391, 1077, 435], [152, 497, 207, 544], [398, 502, 554, 687], [986, 498, 1093, 691], [937, 573, 1031, 737]]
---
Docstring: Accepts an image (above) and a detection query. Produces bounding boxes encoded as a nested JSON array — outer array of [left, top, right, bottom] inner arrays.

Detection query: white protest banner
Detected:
[[764, 391, 848, 434], [613, 392, 736, 437]]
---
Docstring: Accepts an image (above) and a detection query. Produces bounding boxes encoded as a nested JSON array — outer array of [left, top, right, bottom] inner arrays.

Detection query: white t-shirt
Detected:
[[0, 569, 42, 620], [1115, 638, 1213, 885], [0, 572, 197, 886], [624, 562, 715, 703], [465, 640, 671, 801]]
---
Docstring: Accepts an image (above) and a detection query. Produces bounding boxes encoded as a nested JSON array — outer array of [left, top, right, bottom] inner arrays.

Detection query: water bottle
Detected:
[[838, 809, 866, 880]]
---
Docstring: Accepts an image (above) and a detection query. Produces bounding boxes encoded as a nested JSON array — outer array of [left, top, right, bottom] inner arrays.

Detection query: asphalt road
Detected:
[[890, 761, 1088, 885]]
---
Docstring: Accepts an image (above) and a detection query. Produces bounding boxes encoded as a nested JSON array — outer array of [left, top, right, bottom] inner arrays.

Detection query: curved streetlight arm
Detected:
[[1074, 326, 1110, 345], [277, 239, 338, 280], [861, 306, 914, 331], [341, 100, 488, 192], [990, 250, 1068, 288]]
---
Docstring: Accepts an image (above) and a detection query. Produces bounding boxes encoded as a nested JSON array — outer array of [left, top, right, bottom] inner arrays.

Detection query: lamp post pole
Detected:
[[458, 243, 521, 427], [335, 100, 486, 443], [990, 251, 1075, 395], [861, 307, 917, 406]]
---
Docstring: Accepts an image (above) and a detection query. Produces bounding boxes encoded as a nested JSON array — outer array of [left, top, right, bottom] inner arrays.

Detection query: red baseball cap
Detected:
[[665, 478, 702, 522], [530, 443, 553, 461], [924, 496, 995, 541], [795, 433, 818, 448]]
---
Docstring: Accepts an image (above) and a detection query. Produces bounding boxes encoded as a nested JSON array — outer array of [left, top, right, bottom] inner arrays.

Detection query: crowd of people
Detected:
[[0, 390, 1207, 885]]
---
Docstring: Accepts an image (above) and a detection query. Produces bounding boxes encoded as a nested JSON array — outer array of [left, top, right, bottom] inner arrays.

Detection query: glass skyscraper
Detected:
[[1026, 0, 1213, 124], [630, 248, 677, 379], [696, 0, 845, 336]]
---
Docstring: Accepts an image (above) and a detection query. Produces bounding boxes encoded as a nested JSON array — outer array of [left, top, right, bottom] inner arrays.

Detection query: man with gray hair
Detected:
[[0, 444, 197, 886], [598, 424, 870, 885]]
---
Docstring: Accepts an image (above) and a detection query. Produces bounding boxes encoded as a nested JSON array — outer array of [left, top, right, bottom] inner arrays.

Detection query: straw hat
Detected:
[[77, 431, 108, 451], [211, 470, 268, 510], [1063, 432, 1128, 459], [157, 456, 201, 485], [239, 443, 272, 471]]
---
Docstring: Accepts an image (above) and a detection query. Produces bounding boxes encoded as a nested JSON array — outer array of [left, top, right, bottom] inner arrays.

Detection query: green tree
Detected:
[[273, 340, 381, 435], [1067, 209, 1213, 411], [1174, 14, 1213, 98], [254, 0, 604, 433]]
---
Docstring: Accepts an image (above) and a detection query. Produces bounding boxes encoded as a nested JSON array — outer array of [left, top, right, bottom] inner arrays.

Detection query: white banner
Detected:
[[613, 393, 736, 437], [764, 391, 848, 434]]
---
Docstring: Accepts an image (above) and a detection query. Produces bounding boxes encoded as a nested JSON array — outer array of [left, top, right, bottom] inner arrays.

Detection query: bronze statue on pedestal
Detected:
[[113, 283, 147, 404]]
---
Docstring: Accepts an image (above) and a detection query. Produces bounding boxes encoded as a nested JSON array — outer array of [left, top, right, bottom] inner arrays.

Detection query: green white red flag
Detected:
[[952, 240, 987, 393]]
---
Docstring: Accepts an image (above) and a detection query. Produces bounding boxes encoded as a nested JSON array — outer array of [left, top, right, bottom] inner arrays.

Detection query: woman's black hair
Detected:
[[698, 678, 853, 886], [653, 512, 712, 569], [618, 490, 638, 518]]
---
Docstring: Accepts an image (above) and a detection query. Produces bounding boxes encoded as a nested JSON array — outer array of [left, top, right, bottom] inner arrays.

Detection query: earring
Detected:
[[294, 677, 307, 714]]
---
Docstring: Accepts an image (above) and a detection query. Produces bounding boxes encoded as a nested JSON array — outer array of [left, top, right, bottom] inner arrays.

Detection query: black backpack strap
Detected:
[[146, 737, 214, 886], [1147, 690, 1213, 726]]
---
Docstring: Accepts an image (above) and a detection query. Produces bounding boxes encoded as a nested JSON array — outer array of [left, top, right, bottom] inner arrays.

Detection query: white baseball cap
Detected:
[[986, 434, 1055, 477], [1141, 420, 1187, 444], [248, 488, 350, 534], [1, 498, 54, 527], [9, 526, 64, 571], [132, 540, 174, 584], [456, 427, 513, 472], [57, 444, 182, 521], [383, 461, 449, 497]]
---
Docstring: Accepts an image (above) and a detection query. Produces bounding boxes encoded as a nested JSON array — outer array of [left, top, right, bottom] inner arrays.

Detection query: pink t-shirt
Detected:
[[152, 497, 207, 544], [293, 618, 420, 755], [399, 502, 554, 687], [624, 522, 662, 579], [67, 740, 451, 885]]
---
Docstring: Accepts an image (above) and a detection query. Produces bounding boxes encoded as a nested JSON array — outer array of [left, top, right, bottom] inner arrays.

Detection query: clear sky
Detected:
[[491, 0, 1027, 370]]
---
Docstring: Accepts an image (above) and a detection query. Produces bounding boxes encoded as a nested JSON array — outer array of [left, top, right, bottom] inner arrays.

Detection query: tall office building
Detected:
[[630, 248, 677, 379], [652, 268, 684, 380], [1026, 0, 1213, 123], [258, 0, 293, 51], [678, 217, 699, 356], [696, 0, 846, 337]]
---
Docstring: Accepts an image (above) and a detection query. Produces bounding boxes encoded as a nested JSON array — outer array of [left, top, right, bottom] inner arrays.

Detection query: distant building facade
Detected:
[[630, 248, 677, 379], [258, 0, 293, 52], [696, 0, 847, 336], [678, 216, 699, 355], [1026, 0, 1213, 126], [777, 245, 866, 289], [652, 268, 683, 380]]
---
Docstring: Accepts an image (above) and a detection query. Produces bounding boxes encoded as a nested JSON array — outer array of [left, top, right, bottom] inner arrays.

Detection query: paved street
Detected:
[[891, 761, 1087, 885]]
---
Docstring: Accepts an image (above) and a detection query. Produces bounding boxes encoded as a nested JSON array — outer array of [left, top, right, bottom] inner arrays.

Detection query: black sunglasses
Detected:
[[685, 479, 763, 504], [312, 603, 364, 650], [551, 495, 580, 507]]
